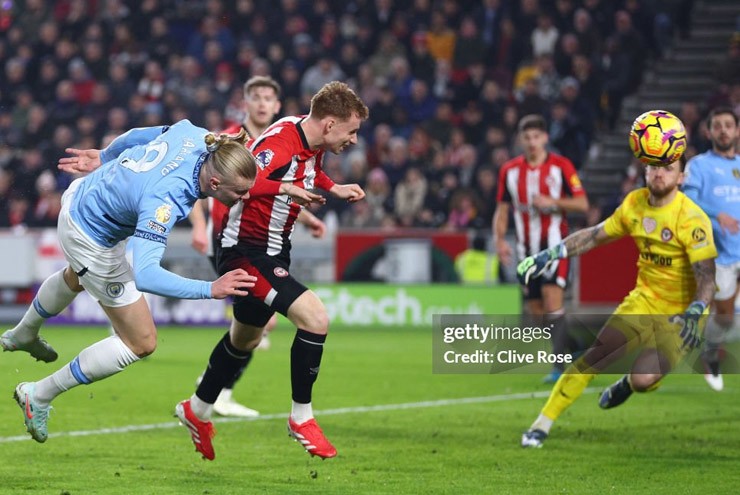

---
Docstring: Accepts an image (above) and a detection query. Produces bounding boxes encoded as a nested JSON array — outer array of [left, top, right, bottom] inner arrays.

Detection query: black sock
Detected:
[[196, 332, 252, 403], [223, 354, 252, 390], [291, 329, 326, 403]]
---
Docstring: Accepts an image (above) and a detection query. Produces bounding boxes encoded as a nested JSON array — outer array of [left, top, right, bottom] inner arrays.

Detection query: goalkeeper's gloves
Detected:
[[516, 243, 567, 285], [669, 301, 707, 350]]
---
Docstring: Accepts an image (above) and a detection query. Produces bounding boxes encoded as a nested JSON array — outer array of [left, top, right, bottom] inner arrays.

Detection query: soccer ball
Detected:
[[628, 110, 687, 166]]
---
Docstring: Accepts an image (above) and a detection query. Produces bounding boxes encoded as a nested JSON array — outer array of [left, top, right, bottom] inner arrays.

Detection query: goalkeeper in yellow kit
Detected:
[[518, 155, 717, 448]]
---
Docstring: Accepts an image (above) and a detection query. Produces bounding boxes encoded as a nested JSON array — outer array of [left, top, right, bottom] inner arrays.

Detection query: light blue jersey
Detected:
[[682, 150, 740, 265], [69, 119, 212, 299]]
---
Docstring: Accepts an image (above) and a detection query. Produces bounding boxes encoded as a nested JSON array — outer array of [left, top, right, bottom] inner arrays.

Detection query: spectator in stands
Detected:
[[531, 13, 559, 57], [0, 0, 683, 235], [382, 136, 411, 189], [453, 16, 486, 71], [426, 10, 456, 64], [446, 189, 483, 231], [394, 167, 428, 227]]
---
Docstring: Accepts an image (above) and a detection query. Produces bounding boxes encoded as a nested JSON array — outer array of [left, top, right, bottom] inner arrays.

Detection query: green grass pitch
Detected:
[[1, 324, 738, 494]]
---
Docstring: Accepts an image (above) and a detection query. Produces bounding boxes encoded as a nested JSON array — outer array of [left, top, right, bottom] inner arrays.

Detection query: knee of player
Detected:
[[128, 334, 157, 357], [629, 373, 661, 392], [302, 310, 330, 334]]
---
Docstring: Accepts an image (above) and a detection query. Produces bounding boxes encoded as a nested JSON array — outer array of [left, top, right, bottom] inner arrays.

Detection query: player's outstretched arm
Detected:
[[670, 258, 716, 350], [665, 255, 715, 350], [297, 209, 327, 238], [189, 199, 209, 254], [516, 223, 612, 284], [211, 269, 257, 299], [691, 258, 717, 309], [329, 183, 365, 202], [58, 148, 102, 174], [560, 222, 612, 257], [493, 202, 513, 266], [279, 183, 327, 206]]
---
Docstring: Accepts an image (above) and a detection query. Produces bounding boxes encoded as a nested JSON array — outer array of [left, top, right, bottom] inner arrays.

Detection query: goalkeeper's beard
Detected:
[[647, 182, 675, 199]]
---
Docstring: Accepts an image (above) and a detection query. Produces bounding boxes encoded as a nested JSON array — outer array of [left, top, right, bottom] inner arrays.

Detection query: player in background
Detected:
[[189, 76, 327, 418], [0, 120, 264, 443], [519, 155, 716, 448], [175, 81, 368, 461], [682, 106, 740, 391], [493, 114, 589, 383]]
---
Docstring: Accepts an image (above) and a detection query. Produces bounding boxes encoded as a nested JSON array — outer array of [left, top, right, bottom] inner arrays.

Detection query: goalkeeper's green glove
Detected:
[[516, 243, 567, 285], [669, 301, 706, 350]]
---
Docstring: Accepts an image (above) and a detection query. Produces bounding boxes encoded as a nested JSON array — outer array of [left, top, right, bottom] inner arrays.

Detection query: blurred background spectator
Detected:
[[0, 0, 730, 242]]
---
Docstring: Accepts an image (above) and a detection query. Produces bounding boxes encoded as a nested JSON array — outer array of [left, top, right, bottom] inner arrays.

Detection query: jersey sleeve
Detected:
[[560, 159, 586, 198], [99, 125, 169, 164], [496, 165, 511, 203], [677, 203, 718, 264], [681, 158, 718, 217], [313, 152, 336, 191], [246, 138, 294, 198], [130, 196, 211, 299], [602, 194, 630, 239]]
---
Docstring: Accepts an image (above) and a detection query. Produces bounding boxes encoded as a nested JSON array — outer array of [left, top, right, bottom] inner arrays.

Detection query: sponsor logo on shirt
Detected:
[[134, 229, 167, 244], [570, 174, 583, 190], [146, 220, 167, 234], [692, 227, 707, 242]]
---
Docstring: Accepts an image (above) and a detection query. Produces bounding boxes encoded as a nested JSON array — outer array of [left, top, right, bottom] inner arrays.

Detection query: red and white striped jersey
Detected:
[[496, 153, 585, 259], [221, 115, 336, 257], [202, 123, 250, 257]]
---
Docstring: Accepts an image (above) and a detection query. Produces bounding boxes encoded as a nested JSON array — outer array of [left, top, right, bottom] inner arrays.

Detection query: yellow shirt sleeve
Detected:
[[603, 193, 632, 239], [677, 204, 718, 264]]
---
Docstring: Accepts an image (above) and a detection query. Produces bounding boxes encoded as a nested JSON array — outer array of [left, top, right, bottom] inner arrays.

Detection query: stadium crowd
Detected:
[[0, 0, 710, 232]]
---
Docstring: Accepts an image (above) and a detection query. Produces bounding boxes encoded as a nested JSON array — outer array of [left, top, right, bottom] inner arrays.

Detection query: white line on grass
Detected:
[[0, 388, 599, 444]]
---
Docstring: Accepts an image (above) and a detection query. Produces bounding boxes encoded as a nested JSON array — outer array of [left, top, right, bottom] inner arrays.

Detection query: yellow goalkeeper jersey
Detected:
[[603, 188, 717, 306]]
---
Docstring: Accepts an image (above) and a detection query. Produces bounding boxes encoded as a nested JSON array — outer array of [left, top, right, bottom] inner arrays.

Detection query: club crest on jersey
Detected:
[[642, 217, 657, 234], [255, 149, 274, 169], [106, 282, 124, 299], [733, 168, 740, 179], [661, 228, 673, 242], [155, 204, 172, 224], [274, 267, 289, 277]]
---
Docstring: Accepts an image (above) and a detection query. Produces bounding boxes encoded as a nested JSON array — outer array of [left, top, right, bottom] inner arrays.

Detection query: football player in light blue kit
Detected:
[[1, 120, 264, 443], [682, 106, 740, 391]]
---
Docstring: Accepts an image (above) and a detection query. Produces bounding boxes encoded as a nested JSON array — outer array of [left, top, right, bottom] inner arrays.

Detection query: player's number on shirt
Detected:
[[119, 142, 169, 173]]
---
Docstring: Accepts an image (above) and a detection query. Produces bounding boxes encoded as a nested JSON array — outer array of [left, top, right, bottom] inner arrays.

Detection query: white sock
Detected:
[[190, 394, 214, 420], [531, 413, 554, 434], [12, 269, 77, 343], [217, 388, 233, 402], [34, 335, 139, 407], [291, 401, 313, 424]]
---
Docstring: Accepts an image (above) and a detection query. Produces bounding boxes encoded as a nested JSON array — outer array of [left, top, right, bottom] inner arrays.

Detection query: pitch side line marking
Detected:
[[0, 388, 600, 444]]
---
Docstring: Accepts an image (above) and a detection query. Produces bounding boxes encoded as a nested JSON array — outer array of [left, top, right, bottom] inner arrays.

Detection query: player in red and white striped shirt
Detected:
[[180, 82, 368, 460], [493, 114, 589, 382], [189, 77, 325, 420]]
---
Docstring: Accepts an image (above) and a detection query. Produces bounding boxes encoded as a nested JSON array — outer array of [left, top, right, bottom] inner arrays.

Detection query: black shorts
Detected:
[[218, 247, 308, 327], [522, 258, 570, 300]]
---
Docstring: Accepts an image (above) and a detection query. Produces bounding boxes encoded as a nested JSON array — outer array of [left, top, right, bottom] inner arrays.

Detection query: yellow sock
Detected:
[[541, 364, 596, 421], [629, 374, 662, 393]]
